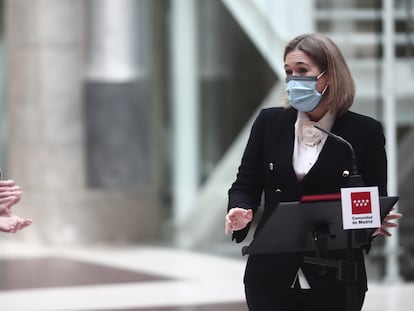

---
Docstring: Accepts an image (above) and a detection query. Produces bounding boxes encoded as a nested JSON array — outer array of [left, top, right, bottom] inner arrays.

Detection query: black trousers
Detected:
[[244, 253, 367, 311], [245, 284, 366, 311]]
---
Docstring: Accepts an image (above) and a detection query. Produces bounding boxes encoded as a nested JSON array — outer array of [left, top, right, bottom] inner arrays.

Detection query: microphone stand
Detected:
[[314, 125, 362, 186], [314, 125, 365, 311]]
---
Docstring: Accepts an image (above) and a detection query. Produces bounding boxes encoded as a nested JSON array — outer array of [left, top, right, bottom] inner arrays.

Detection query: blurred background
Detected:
[[0, 0, 413, 310]]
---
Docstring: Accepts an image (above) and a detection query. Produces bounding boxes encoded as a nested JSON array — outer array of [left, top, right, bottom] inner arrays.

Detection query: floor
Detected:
[[0, 240, 412, 311]]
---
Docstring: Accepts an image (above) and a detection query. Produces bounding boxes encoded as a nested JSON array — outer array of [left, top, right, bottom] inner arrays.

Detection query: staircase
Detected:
[[314, 0, 414, 281], [178, 0, 414, 279]]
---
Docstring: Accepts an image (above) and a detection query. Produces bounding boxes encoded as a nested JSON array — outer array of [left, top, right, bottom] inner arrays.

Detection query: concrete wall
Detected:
[[4, 0, 161, 245]]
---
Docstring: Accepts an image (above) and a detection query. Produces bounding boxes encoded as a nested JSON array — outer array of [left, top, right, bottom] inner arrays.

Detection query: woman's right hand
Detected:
[[225, 208, 253, 235]]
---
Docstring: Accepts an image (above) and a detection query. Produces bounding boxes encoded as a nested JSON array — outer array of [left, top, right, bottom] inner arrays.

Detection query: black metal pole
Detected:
[[346, 230, 356, 311]]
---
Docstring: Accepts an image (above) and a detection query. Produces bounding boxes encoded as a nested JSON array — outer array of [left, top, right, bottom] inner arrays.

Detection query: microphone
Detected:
[[314, 125, 364, 187]]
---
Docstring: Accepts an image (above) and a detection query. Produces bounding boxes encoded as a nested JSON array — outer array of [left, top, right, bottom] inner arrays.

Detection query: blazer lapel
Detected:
[[270, 109, 303, 197], [303, 114, 354, 182]]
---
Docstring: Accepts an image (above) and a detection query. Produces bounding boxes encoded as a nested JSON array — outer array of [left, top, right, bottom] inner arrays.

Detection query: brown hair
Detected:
[[283, 33, 355, 116]]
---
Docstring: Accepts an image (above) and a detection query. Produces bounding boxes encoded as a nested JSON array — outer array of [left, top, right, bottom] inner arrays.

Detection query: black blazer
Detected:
[[228, 107, 387, 291]]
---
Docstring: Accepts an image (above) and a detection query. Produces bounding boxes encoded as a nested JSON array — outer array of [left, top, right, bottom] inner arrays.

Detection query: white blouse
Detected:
[[293, 111, 335, 181], [291, 110, 335, 289]]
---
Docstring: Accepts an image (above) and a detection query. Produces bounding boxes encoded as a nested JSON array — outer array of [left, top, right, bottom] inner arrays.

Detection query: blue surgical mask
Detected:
[[285, 71, 327, 112]]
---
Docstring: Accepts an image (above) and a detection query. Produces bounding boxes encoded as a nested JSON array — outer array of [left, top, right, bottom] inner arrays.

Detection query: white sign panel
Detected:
[[341, 186, 381, 230]]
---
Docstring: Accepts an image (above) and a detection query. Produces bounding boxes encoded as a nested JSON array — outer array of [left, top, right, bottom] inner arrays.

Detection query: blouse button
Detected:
[[275, 188, 283, 195], [342, 170, 350, 177]]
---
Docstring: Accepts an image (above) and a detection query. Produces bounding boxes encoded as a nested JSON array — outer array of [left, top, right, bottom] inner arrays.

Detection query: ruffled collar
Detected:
[[295, 111, 335, 146]]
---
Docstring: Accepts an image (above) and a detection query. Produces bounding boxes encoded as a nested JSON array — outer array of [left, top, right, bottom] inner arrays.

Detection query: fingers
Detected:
[[0, 184, 20, 197], [372, 212, 403, 237], [382, 212, 403, 231], [384, 213, 403, 220], [0, 181, 23, 216], [379, 228, 392, 237], [0, 188, 22, 200], [372, 228, 381, 237], [0, 215, 18, 232], [225, 208, 253, 234], [225, 213, 232, 235], [0, 196, 20, 216], [0, 179, 26, 232], [0, 180, 16, 187], [383, 220, 399, 228], [0, 215, 32, 233], [0, 184, 22, 213], [245, 209, 253, 221], [372, 227, 392, 237], [0, 179, 22, 196]]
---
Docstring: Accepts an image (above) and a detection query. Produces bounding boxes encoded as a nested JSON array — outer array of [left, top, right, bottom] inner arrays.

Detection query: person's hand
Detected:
[[372, 208, 403, 237], [0, 180, 23, 216], [0, 214, 32, 233], [225, 208, 253, 235], [0, 179, 32, 233]]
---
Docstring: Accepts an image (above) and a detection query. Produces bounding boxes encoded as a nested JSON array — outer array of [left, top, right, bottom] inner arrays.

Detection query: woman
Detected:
[[225, 33, 401, 311]]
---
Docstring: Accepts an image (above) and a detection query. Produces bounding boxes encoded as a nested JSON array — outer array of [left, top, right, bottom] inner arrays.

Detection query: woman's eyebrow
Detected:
[[284, 61, 309, 68]]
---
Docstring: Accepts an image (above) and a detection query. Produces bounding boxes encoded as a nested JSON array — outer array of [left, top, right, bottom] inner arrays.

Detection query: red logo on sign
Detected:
[[351, 192, 372, 214]]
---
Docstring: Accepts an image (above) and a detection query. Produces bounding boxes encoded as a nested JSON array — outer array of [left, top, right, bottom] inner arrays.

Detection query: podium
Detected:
[[242, 196, 399, 256], [242, 195, 399, 311]]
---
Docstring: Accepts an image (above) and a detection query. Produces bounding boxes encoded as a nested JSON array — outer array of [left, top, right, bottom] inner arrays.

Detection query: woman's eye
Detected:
[[298, 68, 308, 75], [285, 68, 308, 77]]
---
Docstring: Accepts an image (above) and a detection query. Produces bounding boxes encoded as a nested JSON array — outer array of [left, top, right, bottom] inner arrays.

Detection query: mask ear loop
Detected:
[[316, 70, 326, 79], [321, 84, 329, 95], [317, 70, 328, 95]]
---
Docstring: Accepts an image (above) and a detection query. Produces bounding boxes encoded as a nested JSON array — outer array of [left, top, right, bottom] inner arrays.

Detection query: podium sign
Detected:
[[341, 187, 381, 230]]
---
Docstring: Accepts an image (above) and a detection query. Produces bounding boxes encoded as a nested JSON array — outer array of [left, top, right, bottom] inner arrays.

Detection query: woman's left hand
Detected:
[[372, 208, 403, 237]]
